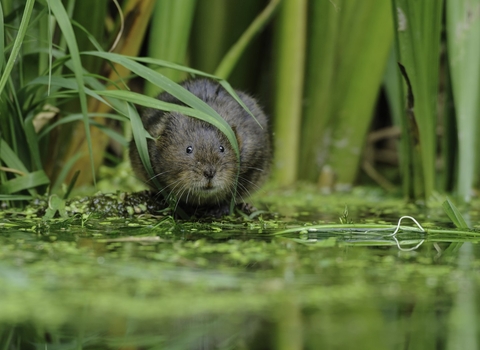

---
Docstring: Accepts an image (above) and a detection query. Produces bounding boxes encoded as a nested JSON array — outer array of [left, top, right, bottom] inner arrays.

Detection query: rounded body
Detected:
[[129, 79, 271, 210]]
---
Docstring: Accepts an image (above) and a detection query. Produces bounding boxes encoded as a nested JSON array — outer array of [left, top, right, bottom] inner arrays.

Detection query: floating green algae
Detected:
[[1, 187, 480, 348]]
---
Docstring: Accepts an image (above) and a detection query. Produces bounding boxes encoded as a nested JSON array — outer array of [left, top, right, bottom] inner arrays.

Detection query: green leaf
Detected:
[[0, 138, 28, 174], [50, 152, 83, 195], [302, 0, 393, 186], [27, 76, 110, 110], [95, 89, 239, 157], [128, 56, 218, 79], [272, 0, 307, 185], [48, 0, 95, 184], [83, 51, 240, 158], [43, 194, 68, 220], [392, 0, 443, 200], [0, 195, 33, 201], [0, 0, 35, 96], [144, 0, 197, 96], [128, 102, 157, 187], [0, 170, 50, 194], [214, 0, 281, 79], [90, 121, 128, 148], [442, 198, 470, 229], [0, 2, 4, 70], [38, 113, 125, 140], [446, 0, 480, 202]]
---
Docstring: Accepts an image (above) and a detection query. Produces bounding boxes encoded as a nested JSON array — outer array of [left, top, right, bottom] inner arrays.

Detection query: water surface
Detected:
[[1, 188, 478, 349]]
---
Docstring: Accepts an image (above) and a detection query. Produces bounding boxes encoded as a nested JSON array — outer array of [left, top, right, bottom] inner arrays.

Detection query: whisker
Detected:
[[239, 174, 263, 188], [236, 181, 254, 200], [147, 169, 174, 183], [242, 166, 265, 172], [225, 183, 238, 205], [153, 177, 182, 199], [185, 187, 192, 204], [174, 185, 189, 212]]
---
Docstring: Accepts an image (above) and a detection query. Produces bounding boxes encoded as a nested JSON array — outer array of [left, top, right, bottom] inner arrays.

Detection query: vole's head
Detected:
[[150, 113, 238, 206]]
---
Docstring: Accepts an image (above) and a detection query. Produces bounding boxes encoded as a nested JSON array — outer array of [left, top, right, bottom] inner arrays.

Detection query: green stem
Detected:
[[272, 0, 307, 185], [214, 0, 281, 79], [0, 0, 35, 97], [144, 0, 197, 96]]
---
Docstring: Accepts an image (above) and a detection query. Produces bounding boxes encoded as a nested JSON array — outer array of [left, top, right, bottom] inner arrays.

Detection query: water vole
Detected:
[[129, 78, 271, 216]]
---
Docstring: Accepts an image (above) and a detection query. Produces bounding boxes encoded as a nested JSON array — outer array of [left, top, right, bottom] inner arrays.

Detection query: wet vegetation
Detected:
[[2, 0, 480, 348], [2, 186, 480, 348]]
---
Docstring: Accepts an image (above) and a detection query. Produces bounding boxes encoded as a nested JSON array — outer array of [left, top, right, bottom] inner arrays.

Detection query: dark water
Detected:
[[1, 191, 479, 349]]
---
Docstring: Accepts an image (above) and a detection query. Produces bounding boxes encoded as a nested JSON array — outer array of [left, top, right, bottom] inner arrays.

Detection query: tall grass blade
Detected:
[[442, 198, 469, 229], [442, 198, 468, 256], [48, 0, 94, 183], [144, 0, 197, 96], [0, 2, 4, 70], [63, 169, 80, 199], [57, 0, 156, 187], [191, 0, 265, 89], [272, 0, 307, 185], [391, 0, 443, 200], [128, 102, 154, 181], [84, 51, 239, 157], [0, 138, 29, 174], [300, 0, 392, 187], [129, 56, 218, 78], [384, 48, 411, 194], [96, 89, 238, 154], [126, 101, 186, 219], [71, 0, 106, 74], [0, 170, 50, 194], [190, 0, 229, 74], [214, 0, 281, 79], [299, 0, 339, 182], [50, 152, 83, 194], [440, 62, 456, 193], [322, 0, 393, 188], [446, 0, 480, 202], [0, 0, 35, 96]]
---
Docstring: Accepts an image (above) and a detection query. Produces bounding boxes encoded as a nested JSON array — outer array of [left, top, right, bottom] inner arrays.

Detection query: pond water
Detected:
[[1, 187, 479, 349]]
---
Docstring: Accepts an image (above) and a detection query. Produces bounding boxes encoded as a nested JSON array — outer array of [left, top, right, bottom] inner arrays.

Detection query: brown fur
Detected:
[[129, 79, 271, 213]]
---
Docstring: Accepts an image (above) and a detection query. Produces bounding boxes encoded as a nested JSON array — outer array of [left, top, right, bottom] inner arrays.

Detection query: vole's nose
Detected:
[[203, 167, 216, 180]]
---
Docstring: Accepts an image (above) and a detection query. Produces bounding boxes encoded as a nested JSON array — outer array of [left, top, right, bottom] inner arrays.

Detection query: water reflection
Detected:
[[0, 210, 479, 349]]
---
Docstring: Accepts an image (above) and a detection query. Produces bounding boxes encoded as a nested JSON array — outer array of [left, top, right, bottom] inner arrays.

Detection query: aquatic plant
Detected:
[[1, 0, 480, 204]]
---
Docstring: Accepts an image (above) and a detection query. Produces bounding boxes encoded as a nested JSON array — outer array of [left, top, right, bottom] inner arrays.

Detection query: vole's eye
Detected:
[[186, 146, 193, 154], [219, 146, 225, 153]]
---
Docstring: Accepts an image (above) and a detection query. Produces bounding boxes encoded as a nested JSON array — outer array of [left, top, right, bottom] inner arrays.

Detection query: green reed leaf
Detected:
[[443, 198, 469, 229], [0, 170, 50, 194], [48, 0, 95, 184], [0, 0, 35, 96]]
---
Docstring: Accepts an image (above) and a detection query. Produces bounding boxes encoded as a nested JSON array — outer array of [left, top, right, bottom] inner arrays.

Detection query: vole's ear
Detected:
[[141, 108, 172, 138]]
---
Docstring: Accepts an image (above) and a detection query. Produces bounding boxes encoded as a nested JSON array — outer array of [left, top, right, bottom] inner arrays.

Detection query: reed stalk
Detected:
[[214, 0, 280, 80], [391, 0, 443, 201], [190, 0, 228, 74], [272, 0, 307, 186], [446, 0, 480, 202], [144, 0, 197, 97], [298, 0, 339, 183], [54, 0, 156, 186], [300, 0, 392, 189]]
